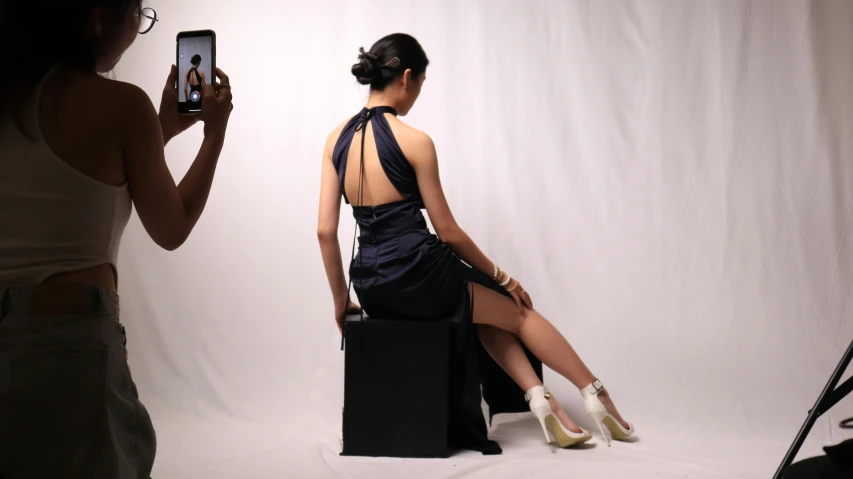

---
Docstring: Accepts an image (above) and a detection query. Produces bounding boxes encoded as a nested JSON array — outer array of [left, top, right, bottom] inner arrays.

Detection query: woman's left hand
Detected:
[[508, 279, 533, 312], [335, 297, 362, 334]]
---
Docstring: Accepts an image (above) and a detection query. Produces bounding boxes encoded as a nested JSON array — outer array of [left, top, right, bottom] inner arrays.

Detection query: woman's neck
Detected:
[[365, 90, 401, 111]]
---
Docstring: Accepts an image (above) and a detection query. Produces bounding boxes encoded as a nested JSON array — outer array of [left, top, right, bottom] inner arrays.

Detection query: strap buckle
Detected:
[[523, 386, 550, 402]]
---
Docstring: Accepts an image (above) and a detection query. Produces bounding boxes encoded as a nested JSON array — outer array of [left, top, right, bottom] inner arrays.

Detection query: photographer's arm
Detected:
[[119, 67, 231, 251]]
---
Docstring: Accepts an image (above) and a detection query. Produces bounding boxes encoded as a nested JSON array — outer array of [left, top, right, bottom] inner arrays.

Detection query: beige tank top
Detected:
[[0, 71, 132, 287]]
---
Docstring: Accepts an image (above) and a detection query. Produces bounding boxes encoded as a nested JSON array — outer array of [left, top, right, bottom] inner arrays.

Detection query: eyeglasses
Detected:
[[137, 7, 158, 34]]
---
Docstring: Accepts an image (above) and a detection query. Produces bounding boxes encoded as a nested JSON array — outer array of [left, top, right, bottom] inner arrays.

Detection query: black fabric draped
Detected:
[[334, 106, 544, 455]]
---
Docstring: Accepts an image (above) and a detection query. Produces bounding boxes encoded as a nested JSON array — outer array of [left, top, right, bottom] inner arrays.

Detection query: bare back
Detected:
[[186, 68, 205, 87], [321, 105, 458, 242], [342, 112, 413, 207]]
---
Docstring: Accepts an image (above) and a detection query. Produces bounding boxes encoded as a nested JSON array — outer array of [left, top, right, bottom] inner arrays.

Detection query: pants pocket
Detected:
[[10, 343, 108, 448]]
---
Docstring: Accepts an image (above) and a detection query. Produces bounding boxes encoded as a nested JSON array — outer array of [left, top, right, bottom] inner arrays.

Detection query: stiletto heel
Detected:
[[589, 410, 611, 447], [524, 386, 592, 448], [580, 379, 634, 446], [530, 406, 552, 443]]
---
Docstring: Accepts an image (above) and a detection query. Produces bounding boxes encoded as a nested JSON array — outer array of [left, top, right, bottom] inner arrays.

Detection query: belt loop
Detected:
[[99, 287, 125, 347], [0, 287, 8, 321], [96, 286, 118, 318], [94, 285, 107, 316]]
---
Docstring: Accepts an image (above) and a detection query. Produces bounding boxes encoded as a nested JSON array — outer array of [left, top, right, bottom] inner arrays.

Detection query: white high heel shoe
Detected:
[[524, 385, 592, 448], [580, 379, 634, 446]]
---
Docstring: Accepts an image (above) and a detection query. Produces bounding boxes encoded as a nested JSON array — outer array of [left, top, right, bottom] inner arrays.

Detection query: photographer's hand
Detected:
[[159, 64, 200, 145], [201, 68, 233, 138]]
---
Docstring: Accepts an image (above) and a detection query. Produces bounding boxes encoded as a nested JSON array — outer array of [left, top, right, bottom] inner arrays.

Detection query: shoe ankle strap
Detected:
[[581, 379, 604, 395], [524, 385, 551, 402]]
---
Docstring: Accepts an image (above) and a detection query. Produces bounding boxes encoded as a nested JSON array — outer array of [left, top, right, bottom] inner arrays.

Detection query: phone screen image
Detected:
[[177, 31, 215, 114]]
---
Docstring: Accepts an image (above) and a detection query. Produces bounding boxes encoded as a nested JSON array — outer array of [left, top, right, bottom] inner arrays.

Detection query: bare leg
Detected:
[[471, 283, 631, 429], [478, 324, 583, 433]]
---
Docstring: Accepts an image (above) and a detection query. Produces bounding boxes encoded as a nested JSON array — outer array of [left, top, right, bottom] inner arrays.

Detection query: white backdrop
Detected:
[[115, 1, 853, 477]]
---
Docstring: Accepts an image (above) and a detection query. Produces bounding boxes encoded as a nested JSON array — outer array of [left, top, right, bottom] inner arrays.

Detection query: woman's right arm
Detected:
[[407, 131, 532, 310], [408, 133, 494, 273], [120, 67, 233, 251]]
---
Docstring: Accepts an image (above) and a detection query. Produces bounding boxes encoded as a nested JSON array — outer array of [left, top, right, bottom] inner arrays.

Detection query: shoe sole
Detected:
[[545, 415, 593, 448], [602, 415, 632, 440]]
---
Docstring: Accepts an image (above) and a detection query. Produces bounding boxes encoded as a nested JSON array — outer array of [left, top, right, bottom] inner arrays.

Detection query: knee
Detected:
[[507, 309, 529, 335]]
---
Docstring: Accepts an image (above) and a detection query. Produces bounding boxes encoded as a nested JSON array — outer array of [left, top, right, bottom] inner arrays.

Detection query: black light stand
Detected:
[[773, 339, 853, 478]]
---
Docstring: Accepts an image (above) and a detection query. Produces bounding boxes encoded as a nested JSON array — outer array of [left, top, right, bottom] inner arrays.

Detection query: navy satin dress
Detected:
[[334, 106, 544, 455]]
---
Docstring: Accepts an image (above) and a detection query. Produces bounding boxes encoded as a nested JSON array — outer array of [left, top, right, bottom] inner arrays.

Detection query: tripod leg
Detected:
[[818, 375, 853, 415], [772, 339, 853, 479]]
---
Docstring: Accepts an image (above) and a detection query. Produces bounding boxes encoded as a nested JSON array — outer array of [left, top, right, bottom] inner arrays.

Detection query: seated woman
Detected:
[[184, 53, 206, 105], [317, 33, 634, 453], [0, 2, 233, 477]]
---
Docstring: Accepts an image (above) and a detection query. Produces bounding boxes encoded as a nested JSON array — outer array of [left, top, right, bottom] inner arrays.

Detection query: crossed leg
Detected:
[[470, 282, 630, 430]]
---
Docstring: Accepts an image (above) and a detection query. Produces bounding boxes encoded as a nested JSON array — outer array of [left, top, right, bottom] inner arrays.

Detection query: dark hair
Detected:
[[191, 54, 202, 65], [0, 0, 141, 134], [351, 33, 429, 91]]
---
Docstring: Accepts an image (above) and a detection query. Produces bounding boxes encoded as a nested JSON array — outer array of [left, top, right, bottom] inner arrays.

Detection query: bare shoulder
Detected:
[[387, 116, 435, 163], [69, 77, 161, 153], [104, 79, 159, 132], [55, 73, 157, 137], [323, 119, 350, 157], [108, 79, 155, 108]]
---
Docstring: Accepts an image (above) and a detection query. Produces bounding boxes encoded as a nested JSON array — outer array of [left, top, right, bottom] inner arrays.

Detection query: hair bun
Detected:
[[358, 47, 380, 65], [351, 47, 381, 85]]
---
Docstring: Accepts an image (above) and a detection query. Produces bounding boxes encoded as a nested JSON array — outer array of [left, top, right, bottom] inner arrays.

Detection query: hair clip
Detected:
[[382, 57, 401, 69]]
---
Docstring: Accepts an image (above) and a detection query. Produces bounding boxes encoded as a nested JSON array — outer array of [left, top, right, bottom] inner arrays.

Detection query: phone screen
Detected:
[[177, 30, 215, 114]]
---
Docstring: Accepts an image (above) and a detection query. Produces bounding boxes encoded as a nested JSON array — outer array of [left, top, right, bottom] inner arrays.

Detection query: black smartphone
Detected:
[[177, 30, 216, 115]]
